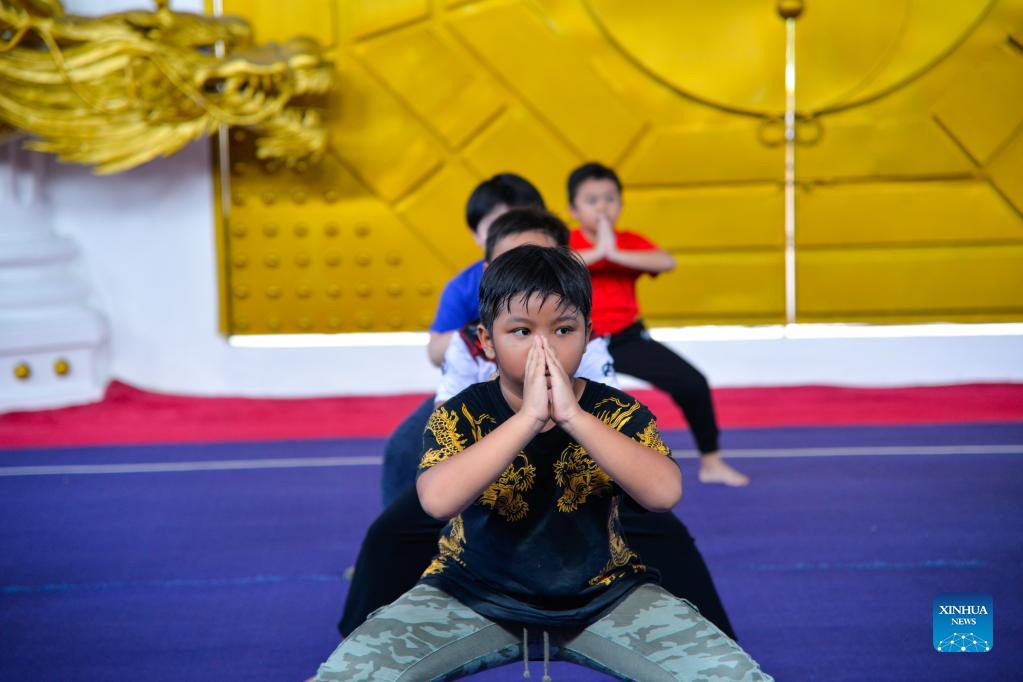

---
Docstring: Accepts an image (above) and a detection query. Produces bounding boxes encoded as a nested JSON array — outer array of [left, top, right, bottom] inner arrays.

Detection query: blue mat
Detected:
[[2, 423, 1021, 681]]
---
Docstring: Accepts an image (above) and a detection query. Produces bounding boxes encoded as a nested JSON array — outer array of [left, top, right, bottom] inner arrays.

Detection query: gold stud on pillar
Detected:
[[14, 362, 31, 380], [54, 358, 71, 376]]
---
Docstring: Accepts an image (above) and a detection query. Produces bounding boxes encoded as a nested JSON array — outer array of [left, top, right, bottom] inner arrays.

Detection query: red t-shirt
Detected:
[[569, 229, 658, 337]]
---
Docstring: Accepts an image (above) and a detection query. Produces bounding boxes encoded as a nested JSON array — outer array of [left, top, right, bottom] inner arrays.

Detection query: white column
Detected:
[[0, 140, 108, 412]]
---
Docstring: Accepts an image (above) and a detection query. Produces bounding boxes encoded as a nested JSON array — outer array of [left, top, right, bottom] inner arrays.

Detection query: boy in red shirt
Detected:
[[567, 162, 750, 486]]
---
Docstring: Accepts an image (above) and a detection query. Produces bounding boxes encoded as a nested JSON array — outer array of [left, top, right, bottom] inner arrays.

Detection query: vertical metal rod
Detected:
[[784, 17, 797, 325]]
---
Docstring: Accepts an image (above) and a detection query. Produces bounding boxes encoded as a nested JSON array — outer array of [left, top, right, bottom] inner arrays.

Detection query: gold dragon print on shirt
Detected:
[[593, 396, 641, 431], [419, 403, 494, 469], [422, 514, 466, 576], [635, 419, 671, 457], [589, 497, 643, 587], [478, 453, 535, 522], [554, 443, 611, 512]]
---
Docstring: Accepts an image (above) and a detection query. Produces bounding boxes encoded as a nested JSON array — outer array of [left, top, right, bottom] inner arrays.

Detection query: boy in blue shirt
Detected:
[[316, 245, 771, 681]]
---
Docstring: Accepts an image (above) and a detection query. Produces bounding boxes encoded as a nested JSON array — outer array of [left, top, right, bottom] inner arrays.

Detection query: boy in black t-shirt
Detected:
[[314, 245, 771, 681]]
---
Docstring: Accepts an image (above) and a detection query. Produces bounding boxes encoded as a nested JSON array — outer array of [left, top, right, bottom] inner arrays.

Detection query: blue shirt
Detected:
[[429, 260, 485, 333]]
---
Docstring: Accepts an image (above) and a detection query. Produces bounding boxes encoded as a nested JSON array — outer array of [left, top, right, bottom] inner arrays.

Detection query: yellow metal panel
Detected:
[[797, 118, 974, 180], [354, 25, 505, 147], [933, 45, 1023, 164], [397, 161, 484, 272], [221, 0, 335, 45], [461, 106, 580, 217], [321, 64, 444, 202], [798, 245, 1023, 318], [987, 122, 1023, 216], [339, 0, 430, 41], [622, 186, 783, 251], [622, 125, 783, 185], [212, 0, 1023, 333], [448, 0, 644, 162], [798, 182, 1023, 246], [637, 252, 785, 324]]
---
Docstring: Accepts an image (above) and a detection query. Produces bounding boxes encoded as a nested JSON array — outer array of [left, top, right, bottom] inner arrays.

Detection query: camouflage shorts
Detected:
[[315, 583, 772, 681]]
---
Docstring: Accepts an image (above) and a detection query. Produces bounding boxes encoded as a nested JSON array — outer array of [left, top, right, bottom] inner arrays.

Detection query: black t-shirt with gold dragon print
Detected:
[[417, 378, 674, 627]]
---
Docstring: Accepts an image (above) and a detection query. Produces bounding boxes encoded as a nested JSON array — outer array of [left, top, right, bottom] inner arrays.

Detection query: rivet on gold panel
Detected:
[[388, 316, 404, 329], [54, 358, 71, 376], [231, 224, 247, 238], [327, 317, 342, 330], [356, 284, 373, 297], [263, 224, 279, 238], [267, 317, 282, 331], [385, 252, 403, 266], [326, 284, 341, 298], [387, 282, 403, 297], [14, 362, 31, 380], [356, 314, 373, 330], [231, 191, 246, 207], [324, 223, 340, 237], [418, 283, 434, 296], [263, 159, 281, 174], [294, 223, 309, 237], [233, 285, 250, 299], [291, 190, 308, 205], [233, 255, 248, 268], [325, 253, 341, 267], [261, 191, 277, 206], [264, 254, 280, 268], [296, 285, 312, 299], [419, 314, 433, 327], [295, 253, 311, 267], [324, 190, 339, 204], [355, 253, 372, 267], [235, 319, 250, 331], [298, 317, 313, 330], [266, 285, 281, 299], [355, 223, 371, 237]]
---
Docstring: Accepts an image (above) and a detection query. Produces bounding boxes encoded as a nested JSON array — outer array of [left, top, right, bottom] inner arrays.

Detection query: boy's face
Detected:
[[570, 178, 622, 234], [488, 230, 558, 263], [479, 293, 589, 394], [473, 203, 509, 249]]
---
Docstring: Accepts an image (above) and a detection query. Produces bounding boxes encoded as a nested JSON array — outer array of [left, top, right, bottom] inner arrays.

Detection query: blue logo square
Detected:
[[933, 593, 993, 652]]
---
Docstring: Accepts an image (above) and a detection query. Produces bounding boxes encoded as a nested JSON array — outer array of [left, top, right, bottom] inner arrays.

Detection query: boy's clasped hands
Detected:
[[521, 335, 582, 431]]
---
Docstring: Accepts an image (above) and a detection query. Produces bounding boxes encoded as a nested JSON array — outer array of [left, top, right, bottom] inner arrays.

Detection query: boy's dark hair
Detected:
[[484, 208, 569, 262], [465, 173, 545, 232], [567, 162, 622, 205], [479, 245, 591, 333]]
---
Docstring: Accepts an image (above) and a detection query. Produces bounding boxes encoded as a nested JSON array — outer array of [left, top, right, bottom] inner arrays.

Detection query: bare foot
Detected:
[[698, 453, 750, 487]]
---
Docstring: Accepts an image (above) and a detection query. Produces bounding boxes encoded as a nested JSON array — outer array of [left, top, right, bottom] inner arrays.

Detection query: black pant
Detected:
[[338, 487, 737, 641], [608, 321, 720, 455]]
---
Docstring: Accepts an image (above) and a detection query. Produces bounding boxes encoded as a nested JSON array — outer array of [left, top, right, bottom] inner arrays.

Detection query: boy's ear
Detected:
[[477, 323, 497, 360], [568, 203, 580, 223], [585, 320, 592, 343]]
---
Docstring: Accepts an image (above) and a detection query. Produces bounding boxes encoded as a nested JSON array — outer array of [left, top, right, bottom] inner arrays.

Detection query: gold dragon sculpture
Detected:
[[0, 0, 333, 174]]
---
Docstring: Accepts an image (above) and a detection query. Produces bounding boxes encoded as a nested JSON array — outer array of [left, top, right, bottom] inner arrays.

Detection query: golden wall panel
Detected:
[[797, 182, 1023, 246], [448, 1, 644, 163], [796, 119, 974, 180], [637, 253, 785, 325], [213, 0, 1023, 334], [623, 187, 783, 251], [354, 26, 505, 147], [933, 45, 1023, 163], [987, 124, 1023, 215], [461, 106, 580, 216], [798, 246, 1023, 319]]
